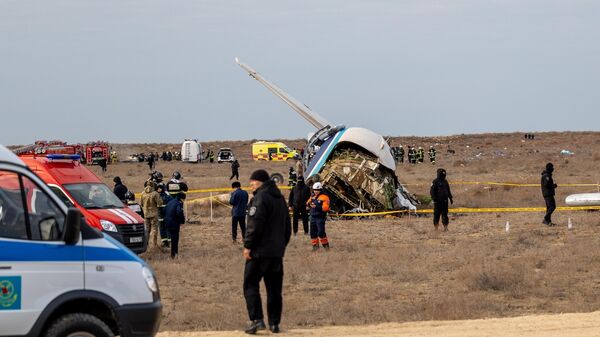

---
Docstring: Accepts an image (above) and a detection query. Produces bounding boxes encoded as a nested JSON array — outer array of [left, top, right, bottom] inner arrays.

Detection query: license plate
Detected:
[[128, 205, 141, 212], [130, 236, 143, 243]]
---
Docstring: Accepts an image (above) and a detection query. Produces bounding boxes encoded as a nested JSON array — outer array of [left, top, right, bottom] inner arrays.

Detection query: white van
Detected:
[[0, 145, 162, 337], [181, 139, 202, 163]]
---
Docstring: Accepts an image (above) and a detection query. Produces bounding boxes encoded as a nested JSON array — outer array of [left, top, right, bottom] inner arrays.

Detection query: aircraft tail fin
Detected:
[[235, 57, 330, 130]]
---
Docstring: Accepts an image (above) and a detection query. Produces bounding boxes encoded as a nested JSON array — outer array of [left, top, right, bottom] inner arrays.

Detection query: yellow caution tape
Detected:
[[331, 206, 600, 217], [135, 181, 598, 199], [405, 181, 600, 188]]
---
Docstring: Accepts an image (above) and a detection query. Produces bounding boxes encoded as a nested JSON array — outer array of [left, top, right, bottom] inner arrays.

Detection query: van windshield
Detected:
[[63, 183, 124, 209]]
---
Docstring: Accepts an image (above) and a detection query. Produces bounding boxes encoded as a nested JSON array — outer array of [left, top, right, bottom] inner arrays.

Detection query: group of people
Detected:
[[227, 168, 334, 334], [428, 161, 559, 232], [229, 171, 330, 252], [109, 158, 560, 334], [391, 145, 437, 164], [138, 171, 189, 258]]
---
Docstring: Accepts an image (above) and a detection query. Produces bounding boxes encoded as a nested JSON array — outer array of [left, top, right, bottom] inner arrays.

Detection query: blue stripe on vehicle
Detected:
[[307, 129, 347, 178], [101, 234, 144, 263], [0, 239, 139, 262]]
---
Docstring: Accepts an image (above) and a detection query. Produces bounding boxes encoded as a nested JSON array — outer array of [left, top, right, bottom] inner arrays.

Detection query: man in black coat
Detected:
[[288, 176, 311, 236], [113, 176, 128, 202], [430, 168, 453, 231], [541, 162, 558, 226], [230, 160, 240, 181], [243, 169, 291, 334], [164, 192, 186, 259]]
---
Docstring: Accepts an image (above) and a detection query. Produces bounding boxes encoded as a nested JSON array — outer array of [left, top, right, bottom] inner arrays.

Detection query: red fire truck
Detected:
[[85, 141, 110, 165]]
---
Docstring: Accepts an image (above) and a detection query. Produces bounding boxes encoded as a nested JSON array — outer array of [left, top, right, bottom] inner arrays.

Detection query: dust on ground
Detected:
[[158, 310, 600, 336]]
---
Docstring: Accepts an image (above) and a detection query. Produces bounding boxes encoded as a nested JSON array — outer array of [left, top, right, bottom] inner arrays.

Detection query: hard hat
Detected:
[[173, 171, 182, 180], [312, 182, 323, 190]]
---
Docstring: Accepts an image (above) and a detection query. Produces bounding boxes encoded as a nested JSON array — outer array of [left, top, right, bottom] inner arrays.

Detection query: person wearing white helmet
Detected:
[[306, 181, 330, 250]]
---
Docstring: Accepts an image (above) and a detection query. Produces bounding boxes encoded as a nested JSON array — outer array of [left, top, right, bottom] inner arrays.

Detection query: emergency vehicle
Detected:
[[252, 141, 298, 161], [0, 145, 161, 337], [181, 139, 202, 163], [86, 141, 110, 165], [17, 145, 147, 254]]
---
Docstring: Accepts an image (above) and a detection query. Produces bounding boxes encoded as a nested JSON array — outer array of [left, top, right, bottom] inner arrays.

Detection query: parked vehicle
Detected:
[[251, 141, 298, 161], [18, 147, 147, 254], [217, 148, 235, 163], [181, 139, 202, 163], [0, 144, 161, 337]]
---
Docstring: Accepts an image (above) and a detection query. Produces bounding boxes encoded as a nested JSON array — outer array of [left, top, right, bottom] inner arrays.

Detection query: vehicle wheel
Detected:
[[45, 313, 114, 337], [270, 173, 284, 185]]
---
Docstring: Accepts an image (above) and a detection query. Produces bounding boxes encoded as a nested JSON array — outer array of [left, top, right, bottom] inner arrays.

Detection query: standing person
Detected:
[[208, 148, 215, 163], [408, 146, 416, 164], [243, 169, 291, 334], [307, 182, 330, 250], [287, 167, 297, 186], [288, 176, 311, 236], [98, 157, 108, 172], [230, 160, 240, 180], [430, 168, 453, 231], [164, 192, 186, 259], [167, 171, 189, 197], [398, 145, 405, 163], [157, 183, 172, 248], [541, 163, 558, 226], [147, 153, 155, 171], [295, 159, 304, 178], [141, 180, 163, 251], [230, 181, 249, 243], [428, 146, 437, 164], [417, 146, 425, 163], [113, 176, 128, 203]]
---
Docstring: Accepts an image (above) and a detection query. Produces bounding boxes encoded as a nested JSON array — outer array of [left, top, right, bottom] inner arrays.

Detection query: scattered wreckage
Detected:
[[236, 58, 417, 213]]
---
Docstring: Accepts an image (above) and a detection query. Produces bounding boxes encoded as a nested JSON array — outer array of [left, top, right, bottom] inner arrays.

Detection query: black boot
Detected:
[[312, 245, 319, 251], [270, 324, 280, 333], [245, 320, 266, 334], [323, 243, 330, 251]]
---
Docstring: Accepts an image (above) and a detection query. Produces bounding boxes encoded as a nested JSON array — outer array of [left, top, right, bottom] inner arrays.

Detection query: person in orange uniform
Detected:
[[307, 182, 330, 251]]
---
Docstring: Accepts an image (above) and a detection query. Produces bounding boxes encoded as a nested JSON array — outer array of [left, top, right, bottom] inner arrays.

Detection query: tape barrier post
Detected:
[[210, 192, 214, 223]]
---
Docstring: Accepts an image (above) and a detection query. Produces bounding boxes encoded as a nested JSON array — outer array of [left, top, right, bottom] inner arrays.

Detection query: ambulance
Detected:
[[18, 152, 148, 254], [0, 145, 161, 337], [251, 141, 298, 161]]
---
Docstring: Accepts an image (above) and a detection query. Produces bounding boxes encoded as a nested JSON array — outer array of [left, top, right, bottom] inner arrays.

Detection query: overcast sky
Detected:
[[1, 0, 599, 145]]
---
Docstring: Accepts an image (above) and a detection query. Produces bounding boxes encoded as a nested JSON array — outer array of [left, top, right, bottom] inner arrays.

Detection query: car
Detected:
[[0, 144, 161, 337], [217, 148, 235, 163]]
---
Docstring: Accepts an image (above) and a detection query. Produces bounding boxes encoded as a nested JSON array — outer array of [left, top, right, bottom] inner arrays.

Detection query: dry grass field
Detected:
[[77, 131, 600, 334]]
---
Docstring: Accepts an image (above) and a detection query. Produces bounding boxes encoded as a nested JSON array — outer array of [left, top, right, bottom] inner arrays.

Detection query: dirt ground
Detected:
[[157, 311, 600, 336], [70, 131, 600, 333]]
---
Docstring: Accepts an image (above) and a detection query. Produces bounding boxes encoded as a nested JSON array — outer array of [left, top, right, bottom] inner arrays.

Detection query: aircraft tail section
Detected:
[[235, 58, 330, 130]]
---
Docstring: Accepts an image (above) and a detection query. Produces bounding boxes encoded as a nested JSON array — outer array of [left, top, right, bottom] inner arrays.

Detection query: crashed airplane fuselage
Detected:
[[236, 58, 417, 213]]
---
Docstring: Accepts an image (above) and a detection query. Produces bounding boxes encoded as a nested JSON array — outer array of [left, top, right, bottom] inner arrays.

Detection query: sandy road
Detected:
[[158, 311, 600, 337]]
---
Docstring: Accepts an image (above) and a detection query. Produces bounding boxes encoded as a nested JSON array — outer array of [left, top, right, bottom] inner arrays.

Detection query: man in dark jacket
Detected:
[[230, 181, 249, 243], [430, 168, 453, 231], [167, 171, 189, 197], [541, 162, 558, 226], [230, 160, 240, 180], [164, 192, 186, 259], [113, 176, 128, 202], [243, 170, 291, 334], [157, 183, 172, 248], [288, 176, 311, 236]]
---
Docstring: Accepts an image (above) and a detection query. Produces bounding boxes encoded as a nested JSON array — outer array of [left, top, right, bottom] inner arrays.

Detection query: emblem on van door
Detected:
[[0, 277, 21, 310]]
